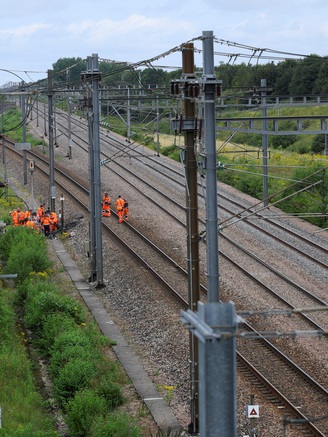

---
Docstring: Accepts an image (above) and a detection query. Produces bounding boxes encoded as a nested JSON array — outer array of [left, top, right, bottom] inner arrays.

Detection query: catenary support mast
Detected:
[[181, 31, 237, 437], [82, 54, 104, 287], [182, 43, 200, 435], [48, 69, 56, 212]]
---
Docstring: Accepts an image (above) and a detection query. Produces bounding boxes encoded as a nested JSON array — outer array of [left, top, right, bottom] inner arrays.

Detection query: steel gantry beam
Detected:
[[216, 115, 328, 135]]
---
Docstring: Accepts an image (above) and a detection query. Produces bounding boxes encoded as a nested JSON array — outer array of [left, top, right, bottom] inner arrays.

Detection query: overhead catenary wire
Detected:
[[3, 32, 328, 93]]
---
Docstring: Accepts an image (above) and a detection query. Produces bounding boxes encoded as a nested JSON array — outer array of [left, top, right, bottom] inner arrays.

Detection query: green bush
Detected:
[[36, 313, 80, 354], [91, 412, 141, 437], [2, 227, 50, 283], [24, 290, 85, 334], [49, 329, 97, 378], [311, 133, 325, 153], [271, 134, 298, 149], [161, 144, 180, 161], [0, 226, 27, 261], [95, 378, 124, 410], [54, 358, 97, 406], [66, 389, 107, 436], [50, 328, 95, 355], [6, 243, 50, 283], [16, 276, 53, 304], [235, 171, 263, 198]]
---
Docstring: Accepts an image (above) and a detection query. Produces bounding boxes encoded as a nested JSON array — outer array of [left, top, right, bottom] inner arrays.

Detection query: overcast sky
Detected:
[[1, 0, 328, 86]]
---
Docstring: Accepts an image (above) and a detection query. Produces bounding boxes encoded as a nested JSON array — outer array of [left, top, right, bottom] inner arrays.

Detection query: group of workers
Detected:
[[102, 192, 129, 223], [10, 192, 127, 236], [10, 204, 60, 237]]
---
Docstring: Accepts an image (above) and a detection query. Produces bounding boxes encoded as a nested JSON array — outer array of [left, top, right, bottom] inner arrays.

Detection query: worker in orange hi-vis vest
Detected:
[[49, 211, 59, 232], [115, 195, 125, 223], [102, 192, 111, 217], [123, 200, 129, 222], [24, 209, 32, 220], [10, 210, 19, 226], [18, 209, 27, 226], [41, 213, 51, 237], [25, 216, 38, 231], [37, 204, 45, 223]]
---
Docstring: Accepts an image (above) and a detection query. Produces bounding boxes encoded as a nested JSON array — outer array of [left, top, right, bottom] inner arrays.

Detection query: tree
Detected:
[[289, 55, 322, 95], [313, 59, 328, 95], [100, 62, 130, 87], [141, 68, 169, 88], [271, 59, 297, 96], [311, 134, 326, 153], [52, 57, 86, 87], [271, 135, 298, 149]]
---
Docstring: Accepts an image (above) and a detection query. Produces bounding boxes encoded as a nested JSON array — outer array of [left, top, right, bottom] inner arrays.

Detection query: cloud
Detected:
[[66, 14, 192, 45], [0, 23, 51, 38]]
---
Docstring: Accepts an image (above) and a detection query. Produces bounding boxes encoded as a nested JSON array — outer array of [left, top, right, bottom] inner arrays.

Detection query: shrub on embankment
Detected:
[[0, 225, 141, 436]]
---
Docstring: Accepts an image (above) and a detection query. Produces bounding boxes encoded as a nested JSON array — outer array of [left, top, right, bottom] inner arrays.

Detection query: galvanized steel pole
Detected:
[[261, 78, 269, 206], [83, 55, 103, 286], [21, 84, 27, 185], [67, 97, 72, 159], [91, 54, 103, 287], [202, 31, 219, 303], [87, 103, 96, 279], [200, 31, 237, 437], [48, 70, 56, 212]]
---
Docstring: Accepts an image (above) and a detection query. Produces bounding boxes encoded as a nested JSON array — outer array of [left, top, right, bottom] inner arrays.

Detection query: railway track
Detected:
[[5, 103, 328, 434], [55, 108, 328, 273]]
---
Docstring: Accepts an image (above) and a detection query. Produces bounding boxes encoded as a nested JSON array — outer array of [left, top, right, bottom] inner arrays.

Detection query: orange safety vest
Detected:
[[42, 216, 51, 226], [26, 220, 37, 230], [115, 197, 125, 211], [18, 211, 26, 224], [11, 211, 19, 226], [102, 196, 111, 208], [37, 206, 45, 218]]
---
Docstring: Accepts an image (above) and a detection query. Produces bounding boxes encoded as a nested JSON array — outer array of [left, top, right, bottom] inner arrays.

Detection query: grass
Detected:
[[0, 288, 59, 436]]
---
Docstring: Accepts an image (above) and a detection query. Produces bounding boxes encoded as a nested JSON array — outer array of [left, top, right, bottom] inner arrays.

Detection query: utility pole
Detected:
[[127, 86, 131, 142], [48, 69, 56, 212], [21, 82, 28, 185], [183, 43, 200, 435], [181, 31, 237, 437], [67, 97, 72, 159], [81, 54, 104, 288], [260, 79, 271, 207], [156, 95, 160, 156], [87, 87, 96, 279], [1, 97, 7, 186], [171, 42, 201, 435], [36, 96, 39, 128]]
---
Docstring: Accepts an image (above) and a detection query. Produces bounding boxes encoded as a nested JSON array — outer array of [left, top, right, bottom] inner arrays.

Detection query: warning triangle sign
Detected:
[[247, 405, 259, 418]]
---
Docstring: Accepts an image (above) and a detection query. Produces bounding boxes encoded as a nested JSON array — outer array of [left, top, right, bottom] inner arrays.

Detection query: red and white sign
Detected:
[[247, 404, 260, 418]]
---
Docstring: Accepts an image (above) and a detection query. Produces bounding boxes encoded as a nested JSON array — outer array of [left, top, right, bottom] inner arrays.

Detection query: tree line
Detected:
[[51, 57, 179, 89], [51, 56, 328, 154], [52, 54, 328, 96], [217, 55, 328, 96]]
